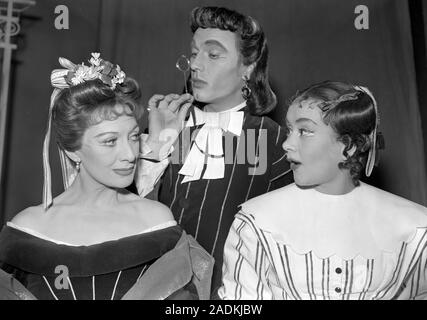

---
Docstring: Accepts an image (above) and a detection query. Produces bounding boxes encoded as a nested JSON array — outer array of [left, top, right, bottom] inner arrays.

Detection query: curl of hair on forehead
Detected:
[[290, 81, 382, 185], [190, 6, 276, 115], [52, 78, 142, 152]]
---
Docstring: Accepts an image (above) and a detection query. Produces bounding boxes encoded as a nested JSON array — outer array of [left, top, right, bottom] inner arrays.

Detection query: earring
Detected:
[[75, 160, 81, 172], [241, 76, 252, 100]]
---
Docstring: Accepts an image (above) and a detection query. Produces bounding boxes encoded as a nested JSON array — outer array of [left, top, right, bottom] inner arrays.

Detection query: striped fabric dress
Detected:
[[159, 108, 293, 293], [219, 183, 427, 300]]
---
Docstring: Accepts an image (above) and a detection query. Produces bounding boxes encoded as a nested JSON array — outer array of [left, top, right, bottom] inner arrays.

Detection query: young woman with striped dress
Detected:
[[219, 81, 427, 300]]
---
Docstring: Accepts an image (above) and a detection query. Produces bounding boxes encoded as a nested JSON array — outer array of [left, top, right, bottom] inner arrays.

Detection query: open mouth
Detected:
[[287, 159, 302, 170]]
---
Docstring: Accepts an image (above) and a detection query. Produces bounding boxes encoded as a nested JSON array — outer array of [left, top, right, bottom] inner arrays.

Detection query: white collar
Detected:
[[216, 101, 246, 113], [178, 102, 246, 183], [241, 182, 427, 259]]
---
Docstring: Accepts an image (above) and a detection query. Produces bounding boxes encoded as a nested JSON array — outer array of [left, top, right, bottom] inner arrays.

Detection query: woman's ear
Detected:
[[64, 150, 81, 164]]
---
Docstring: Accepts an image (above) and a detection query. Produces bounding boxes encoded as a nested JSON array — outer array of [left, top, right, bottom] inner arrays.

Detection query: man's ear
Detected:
[[64, 150, 81, 164], [243, 63, 256, 79]]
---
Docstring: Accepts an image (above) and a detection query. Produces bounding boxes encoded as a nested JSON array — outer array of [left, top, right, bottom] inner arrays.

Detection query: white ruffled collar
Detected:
[[178, 102, 246, 183], [241, 183, 427, 260]]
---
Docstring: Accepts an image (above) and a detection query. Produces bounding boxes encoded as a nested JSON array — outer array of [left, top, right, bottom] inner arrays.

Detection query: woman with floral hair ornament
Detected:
[[219, 81, 427, 300], [0, 53, 213, 300]]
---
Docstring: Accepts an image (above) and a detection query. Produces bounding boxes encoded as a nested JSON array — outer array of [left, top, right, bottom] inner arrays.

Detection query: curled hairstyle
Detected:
[[291, 81, 384, 186], [190, 6, 276, 115], [52, 78, 142, 152]]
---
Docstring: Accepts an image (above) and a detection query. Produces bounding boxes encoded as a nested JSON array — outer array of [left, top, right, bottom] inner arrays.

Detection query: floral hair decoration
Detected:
[[51, 52, 126, 90]]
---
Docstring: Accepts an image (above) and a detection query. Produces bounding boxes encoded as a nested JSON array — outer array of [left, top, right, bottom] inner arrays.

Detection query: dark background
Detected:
[[1, 0, 426, 223]]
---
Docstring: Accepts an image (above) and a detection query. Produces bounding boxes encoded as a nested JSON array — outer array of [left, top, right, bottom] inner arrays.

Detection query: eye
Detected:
[[103, 138, 117, 146], [130, 133, 140, 142], [190, 51, 198, 59], [298, 128, 314, 137], [285, 127, 292, 137], [208, 52, 220, 59]]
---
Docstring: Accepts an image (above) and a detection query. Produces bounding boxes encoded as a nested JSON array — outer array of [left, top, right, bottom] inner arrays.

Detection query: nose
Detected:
[[120, 140, 137, 163], [282, 134, 296, 153], [190, 53, 204, 73]]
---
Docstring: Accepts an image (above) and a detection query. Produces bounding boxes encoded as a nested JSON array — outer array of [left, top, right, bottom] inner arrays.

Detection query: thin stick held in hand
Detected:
[[176, 55, 190, 94]]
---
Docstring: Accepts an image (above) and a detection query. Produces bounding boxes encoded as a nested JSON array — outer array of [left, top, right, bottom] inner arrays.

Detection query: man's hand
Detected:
[[143, 93, 193, 160]]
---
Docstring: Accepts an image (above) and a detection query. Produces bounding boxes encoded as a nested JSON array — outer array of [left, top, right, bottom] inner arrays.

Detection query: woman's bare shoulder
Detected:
[[10, 205, 46, 229], [128, 197, 174, 225]]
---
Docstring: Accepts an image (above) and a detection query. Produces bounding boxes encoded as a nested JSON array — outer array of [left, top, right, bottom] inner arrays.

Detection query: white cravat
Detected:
[[178, 102, 246, 183]]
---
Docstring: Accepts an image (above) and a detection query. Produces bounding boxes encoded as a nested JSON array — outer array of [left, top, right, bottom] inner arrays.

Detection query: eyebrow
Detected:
[[94, 132, 117, 138], [295, 118, 318, 125], [204, 40, 228, 51], [192, 39, 228, 51], [94, 125, 139, 138]]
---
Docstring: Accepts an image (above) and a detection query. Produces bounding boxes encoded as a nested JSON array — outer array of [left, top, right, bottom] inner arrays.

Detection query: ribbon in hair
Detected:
[[354, 85, 379, 177]]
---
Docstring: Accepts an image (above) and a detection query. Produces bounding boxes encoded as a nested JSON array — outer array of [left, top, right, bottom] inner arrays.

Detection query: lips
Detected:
[[286, 157, 302, 171], [113, 167, 135, 176], [290, 162, 301, 171], [191, 78, 207, 88]]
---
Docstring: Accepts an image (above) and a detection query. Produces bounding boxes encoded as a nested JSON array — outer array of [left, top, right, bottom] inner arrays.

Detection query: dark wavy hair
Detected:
[[291, 81, 384, 186], [52, 78, 142, 152], [190, 6, 276, 115]]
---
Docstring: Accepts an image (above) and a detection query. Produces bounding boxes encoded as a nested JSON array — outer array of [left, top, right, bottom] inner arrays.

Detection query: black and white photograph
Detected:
[[0, 0, 426, 307]]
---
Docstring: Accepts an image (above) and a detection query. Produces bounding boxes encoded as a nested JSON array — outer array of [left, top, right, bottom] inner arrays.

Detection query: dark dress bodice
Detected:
[[0, 224, 182, 300]]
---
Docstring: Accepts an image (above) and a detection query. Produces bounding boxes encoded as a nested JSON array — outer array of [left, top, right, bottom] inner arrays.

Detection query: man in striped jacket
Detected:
[[137, 6, 292, 296]]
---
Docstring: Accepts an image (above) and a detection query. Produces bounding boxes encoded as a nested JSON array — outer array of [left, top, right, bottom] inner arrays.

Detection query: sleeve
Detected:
[[0, 266, 35, 300], [268, 124, 293, 191], [396, 243, 427, 300], [218, 214, 274, 300], [135, 159, 169, 198], [166, 282, 199, 300], [135, 134, 172, 197]]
